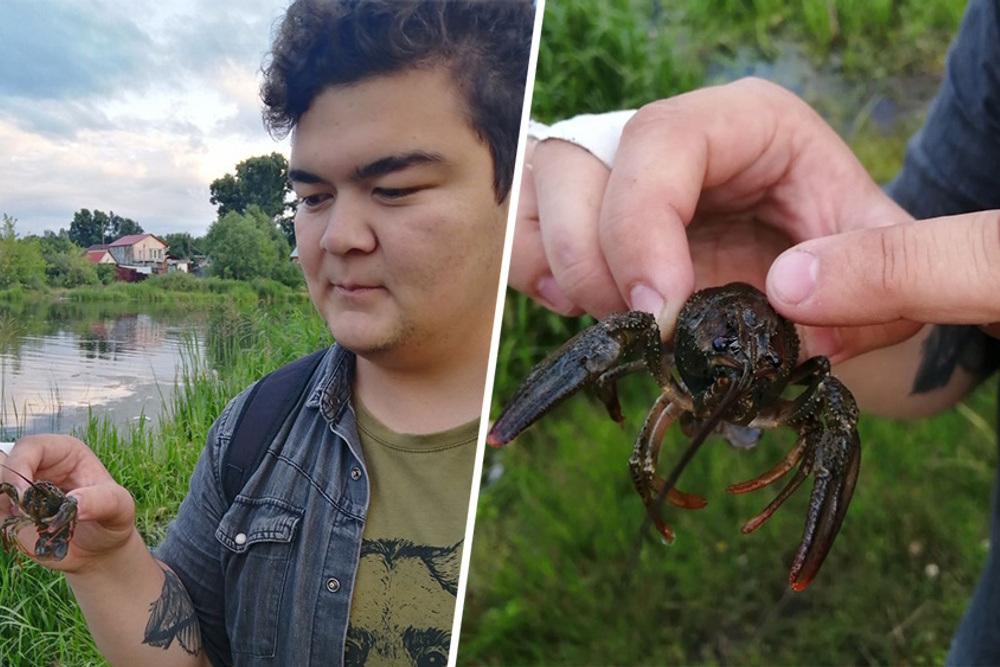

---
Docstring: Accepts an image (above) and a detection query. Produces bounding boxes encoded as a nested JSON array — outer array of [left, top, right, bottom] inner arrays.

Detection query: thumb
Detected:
[[68, 483, 135, 530], [767, 211, 1000, 355]]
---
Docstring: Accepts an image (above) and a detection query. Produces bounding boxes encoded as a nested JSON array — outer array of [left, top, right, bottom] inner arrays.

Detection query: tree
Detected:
[[209, 153, 294, 245], [0, 214, 46, 288], [204, 206, 289, 281], [34, 232, 98, 287], [68, 209, 143, 247], [68, 209, 101, 247], [163, 232, 201, 259], [108, 212, 143, 240]]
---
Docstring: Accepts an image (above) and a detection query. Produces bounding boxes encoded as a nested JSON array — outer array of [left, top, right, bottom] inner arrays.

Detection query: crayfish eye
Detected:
[[712, 337, 728, 352]]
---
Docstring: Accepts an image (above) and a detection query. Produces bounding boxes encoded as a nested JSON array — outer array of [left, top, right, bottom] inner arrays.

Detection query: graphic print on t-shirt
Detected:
[[345, 537, 462, 666]]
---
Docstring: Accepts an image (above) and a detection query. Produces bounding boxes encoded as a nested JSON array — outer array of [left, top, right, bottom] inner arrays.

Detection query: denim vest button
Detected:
[[234, 532, 247, 546], [350, 467, 362, 481], [326, 577, 341, 593]]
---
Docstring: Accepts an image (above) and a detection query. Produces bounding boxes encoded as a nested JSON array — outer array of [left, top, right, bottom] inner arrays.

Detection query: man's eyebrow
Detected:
[[353, 151, 445, 181], [288, 168, 327, 184]]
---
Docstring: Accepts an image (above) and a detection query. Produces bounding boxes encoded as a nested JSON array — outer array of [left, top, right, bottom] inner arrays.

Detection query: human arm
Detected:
[[0, 435, 212, 666], [763, 0, 1000, 415]]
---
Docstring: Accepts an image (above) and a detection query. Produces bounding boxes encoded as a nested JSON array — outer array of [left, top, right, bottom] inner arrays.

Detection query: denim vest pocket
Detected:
[[216, 496, 303, 659]]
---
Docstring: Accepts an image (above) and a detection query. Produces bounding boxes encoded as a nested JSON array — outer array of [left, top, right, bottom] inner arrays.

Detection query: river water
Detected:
[[0, 299, 207, 439]]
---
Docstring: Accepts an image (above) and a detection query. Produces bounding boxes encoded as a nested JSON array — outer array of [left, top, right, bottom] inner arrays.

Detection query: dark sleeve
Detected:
[[884, 0, 1000, 392], [154, 391, 251, 667], [886, 0, 1000, 217]]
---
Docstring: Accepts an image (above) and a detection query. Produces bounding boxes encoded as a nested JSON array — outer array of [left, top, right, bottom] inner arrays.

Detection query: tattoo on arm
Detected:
[[143, 565, 202, 656], [912, 325, 1000, 394]]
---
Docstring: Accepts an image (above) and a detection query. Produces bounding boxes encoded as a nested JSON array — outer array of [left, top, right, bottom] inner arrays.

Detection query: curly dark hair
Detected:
[[261, 0, 535, 202]]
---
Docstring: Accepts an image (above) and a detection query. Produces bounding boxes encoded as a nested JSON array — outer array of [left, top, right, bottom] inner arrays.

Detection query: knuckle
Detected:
[[624, 97, 688, 141], [545, 228, 593, 276], [877, 224, 918, 296]]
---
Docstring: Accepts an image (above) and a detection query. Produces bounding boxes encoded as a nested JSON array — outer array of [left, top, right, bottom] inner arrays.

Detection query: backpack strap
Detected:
[[222, 347, 329, 505]]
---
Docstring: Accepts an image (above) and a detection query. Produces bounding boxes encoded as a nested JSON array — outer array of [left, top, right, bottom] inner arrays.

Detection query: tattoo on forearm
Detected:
[[143, 565, 202, 656], [912, 325, 1000, 394]]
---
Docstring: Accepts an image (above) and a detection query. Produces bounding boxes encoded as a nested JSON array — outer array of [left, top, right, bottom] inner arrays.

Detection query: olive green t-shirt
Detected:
[[344, 399, 478, 666]]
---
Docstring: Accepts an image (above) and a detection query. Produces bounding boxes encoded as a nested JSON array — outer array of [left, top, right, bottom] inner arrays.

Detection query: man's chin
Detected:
[[327, 323, 401, 359]]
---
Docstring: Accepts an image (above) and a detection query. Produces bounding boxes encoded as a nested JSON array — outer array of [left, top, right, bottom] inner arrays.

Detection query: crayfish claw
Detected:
[[488, 312, 661, 447], [789, 427, 861, 591]]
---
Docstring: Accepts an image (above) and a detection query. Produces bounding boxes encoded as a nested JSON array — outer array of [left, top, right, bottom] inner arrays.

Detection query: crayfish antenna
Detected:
[[0, 464, 40, 491]]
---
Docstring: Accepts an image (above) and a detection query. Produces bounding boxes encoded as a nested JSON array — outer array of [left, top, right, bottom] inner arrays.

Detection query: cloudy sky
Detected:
[[0, 0, 293, 238]]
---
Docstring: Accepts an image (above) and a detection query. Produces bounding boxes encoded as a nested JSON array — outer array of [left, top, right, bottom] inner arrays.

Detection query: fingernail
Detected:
[[771, 250, 817, 305], [629, 283, 664, 316], [800, 326, 843, 361], [631, 284, 680, 340], [535, 276, 577, 315]]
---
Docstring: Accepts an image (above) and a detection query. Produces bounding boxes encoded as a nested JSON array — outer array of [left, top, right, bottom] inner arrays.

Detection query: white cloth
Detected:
[[528, 109, 636, 168]]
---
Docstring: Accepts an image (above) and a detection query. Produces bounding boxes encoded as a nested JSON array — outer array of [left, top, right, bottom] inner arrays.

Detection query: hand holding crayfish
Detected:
[[1, 464, 78, 561], [0, 434, 138, 573], [489, 282, 861, 591]]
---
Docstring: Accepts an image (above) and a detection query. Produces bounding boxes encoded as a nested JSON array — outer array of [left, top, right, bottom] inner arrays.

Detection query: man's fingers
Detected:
[[68, 484, 136, 529], [532, 139, 625, 317], [4, 434, 112, 491], [798, 320, 923, 365], [768, 210, 1000, 326], [507, 142, 578, 313], [598, 78, 826, 338]]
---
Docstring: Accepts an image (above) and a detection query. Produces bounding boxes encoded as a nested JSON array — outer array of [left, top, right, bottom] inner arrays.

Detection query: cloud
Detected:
[[0, 1, 154, 101], [0, 0, 291, 238]]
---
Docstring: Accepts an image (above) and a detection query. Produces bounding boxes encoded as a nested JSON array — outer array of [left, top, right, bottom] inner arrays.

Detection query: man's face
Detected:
[[291, 67, 508, 367]]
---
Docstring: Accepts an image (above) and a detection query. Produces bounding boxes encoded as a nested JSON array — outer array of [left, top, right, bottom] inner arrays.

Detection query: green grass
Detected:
[[463, 375, 996, 665], [0, 299, 330, 665]]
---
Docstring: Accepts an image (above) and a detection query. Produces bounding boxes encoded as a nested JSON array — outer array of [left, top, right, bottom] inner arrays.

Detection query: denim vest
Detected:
[[156, 344, 368, 666]]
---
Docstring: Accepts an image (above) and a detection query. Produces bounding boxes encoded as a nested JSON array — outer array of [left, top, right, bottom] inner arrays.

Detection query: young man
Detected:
[[0, 1, 534, 665]]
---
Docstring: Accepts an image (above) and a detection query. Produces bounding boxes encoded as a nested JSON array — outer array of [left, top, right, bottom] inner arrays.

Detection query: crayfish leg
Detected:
[[727, 433, 808, 495], [629, 394, 704, 543], [649, 477, 707, 510], [738, 460, 811, 534]]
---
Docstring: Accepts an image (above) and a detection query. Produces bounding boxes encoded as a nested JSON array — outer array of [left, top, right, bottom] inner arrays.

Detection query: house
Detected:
[[290, 246, 300, 264], [167, 258, 190, 273], [108, 234, 169, 273], [84, 244, 116, 265]]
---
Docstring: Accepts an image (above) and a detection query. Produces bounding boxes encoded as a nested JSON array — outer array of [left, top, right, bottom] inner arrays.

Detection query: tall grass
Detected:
[[0, 300, 330, 664], [681, 0, 965, 73]]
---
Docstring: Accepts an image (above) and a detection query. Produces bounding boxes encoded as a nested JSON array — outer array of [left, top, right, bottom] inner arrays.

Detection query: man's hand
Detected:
[[767, 210, 1000, 345], [1, 434, 138, 574], [511, 78, 923, 361]]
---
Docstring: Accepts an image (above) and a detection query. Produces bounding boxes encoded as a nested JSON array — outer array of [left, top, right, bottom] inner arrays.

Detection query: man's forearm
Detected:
[[64, 529, 211, 667], [834, 323, 988, 419]]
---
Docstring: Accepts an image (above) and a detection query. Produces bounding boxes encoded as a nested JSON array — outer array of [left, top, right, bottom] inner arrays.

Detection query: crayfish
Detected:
[[488, 282, 860, 591], [1, 465, 78, 562]]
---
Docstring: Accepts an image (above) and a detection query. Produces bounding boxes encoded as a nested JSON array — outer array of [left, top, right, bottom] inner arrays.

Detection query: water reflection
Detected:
[[0, 300, 206, 439]]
